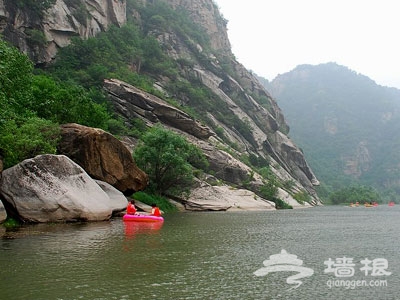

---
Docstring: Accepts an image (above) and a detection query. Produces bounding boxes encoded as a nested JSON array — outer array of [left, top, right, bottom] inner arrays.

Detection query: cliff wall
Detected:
[[0, 0, 321, 206]]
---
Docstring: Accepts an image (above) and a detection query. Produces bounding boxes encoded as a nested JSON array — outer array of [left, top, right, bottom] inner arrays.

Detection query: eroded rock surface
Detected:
[[58, 123, 148, 195], [0, 154, 127, 222]]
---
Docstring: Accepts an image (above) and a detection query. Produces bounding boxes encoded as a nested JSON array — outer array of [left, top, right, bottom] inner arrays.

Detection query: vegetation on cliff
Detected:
[[0, 37, 210, 200], [1, 0, 317, 207], [0, 39, 112, 168]]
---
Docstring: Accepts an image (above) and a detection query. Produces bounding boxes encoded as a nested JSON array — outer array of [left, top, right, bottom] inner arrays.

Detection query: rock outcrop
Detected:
[[162, 0, 231, 53], [0, 0, 126, 64], [104, 79, 213, 140], [0, 154, 128, 223], [57, 123, 148, 195], [0, 0, 322, 211], [185, 182, 275, 211], [104, 77, 320, 205], [0, 201, 6, 223]]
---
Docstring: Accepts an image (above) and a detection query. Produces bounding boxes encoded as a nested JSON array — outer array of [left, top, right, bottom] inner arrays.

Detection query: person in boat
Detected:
[[150, 203, 162, 217], [126, 199, 137, 215]]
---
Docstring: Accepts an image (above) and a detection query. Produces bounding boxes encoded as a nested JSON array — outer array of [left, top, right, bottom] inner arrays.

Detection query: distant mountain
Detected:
[[268, 62, 400, 200]]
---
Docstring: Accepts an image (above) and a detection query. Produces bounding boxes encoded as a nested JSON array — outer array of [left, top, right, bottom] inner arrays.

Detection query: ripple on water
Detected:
[[1, 207, 399, 299]]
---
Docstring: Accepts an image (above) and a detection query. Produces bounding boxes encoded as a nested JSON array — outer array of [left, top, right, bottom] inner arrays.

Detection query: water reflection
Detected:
[[1, 208, 400, 300], [124, 220, 164, 238]]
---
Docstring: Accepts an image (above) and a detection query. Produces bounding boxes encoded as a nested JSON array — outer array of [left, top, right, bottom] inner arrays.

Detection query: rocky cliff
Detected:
[[0, 0, 321, 208], [0, 0, 126, 64]]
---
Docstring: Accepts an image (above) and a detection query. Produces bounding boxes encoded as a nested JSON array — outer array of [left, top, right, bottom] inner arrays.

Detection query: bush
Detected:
[[0, 39, 112, 168], [2, 217, 20, 228], [133, 126, 208, 196], [0, 39, 33, 116], [0, 117, 60, 168], [293, 190, 312, 205], [132, 191, 177, 213], [31, 75, 112, 128], [273, 197, 293, 209]]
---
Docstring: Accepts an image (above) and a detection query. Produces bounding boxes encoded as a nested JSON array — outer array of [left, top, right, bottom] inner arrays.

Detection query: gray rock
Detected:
[[0, 201, 6, 223], [104, 79, 214, 140], [0, 0, 126, 64], [95, 180, 128, 215], [0, 154, 124, 223], [185, 183, 276, 211]]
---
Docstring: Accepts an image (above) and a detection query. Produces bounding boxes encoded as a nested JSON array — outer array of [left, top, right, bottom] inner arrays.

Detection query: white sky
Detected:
[[214, 0, 400, 89]]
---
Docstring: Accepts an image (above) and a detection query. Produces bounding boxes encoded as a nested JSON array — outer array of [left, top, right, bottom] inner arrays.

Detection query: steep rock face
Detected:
[[148, 2, 319, 203], [1, 0, 321, 206], [104, 79, 213, 140], [161, 0, 231, 53], [57, 123, 148, 195], [104, 79, 253, 186], [0, 0, 126, 64], [342, 141, 371, 177], [0, 154, 127, 223], [104, 78, 320, 205]]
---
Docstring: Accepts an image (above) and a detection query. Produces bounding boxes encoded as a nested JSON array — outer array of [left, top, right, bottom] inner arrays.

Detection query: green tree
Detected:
[[0, 39, 34, 118], [0, 118, 60, 168], [133, 126, 208, 196], [31, 75, 111, 128], [0, 38, 113, 168], [329, 185, 381, 205]]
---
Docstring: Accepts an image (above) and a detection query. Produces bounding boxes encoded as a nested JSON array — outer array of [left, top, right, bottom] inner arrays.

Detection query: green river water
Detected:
[[1, 205, 399, 300]]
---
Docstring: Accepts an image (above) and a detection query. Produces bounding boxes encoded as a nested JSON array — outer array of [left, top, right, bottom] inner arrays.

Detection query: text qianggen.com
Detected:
[[326, 279, 388, 290]]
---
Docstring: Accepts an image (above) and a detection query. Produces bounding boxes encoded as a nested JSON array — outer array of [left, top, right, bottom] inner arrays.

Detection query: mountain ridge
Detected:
[[0, 0, 321, 207]]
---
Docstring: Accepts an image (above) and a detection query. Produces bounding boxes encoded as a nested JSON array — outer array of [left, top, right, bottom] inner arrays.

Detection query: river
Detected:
[[0, 205, 399, 300]]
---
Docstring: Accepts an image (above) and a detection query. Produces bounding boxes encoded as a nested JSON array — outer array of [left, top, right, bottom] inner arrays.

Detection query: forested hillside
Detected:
[[269, 63, 400, 202], [0, 0, 321, 209]]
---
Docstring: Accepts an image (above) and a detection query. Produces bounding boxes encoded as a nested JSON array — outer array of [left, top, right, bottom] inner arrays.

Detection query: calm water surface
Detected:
[[1, 205, 399, 300]]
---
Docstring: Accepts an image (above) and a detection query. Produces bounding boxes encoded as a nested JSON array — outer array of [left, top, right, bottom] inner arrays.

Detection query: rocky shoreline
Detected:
[[0, 122, 316, 225]]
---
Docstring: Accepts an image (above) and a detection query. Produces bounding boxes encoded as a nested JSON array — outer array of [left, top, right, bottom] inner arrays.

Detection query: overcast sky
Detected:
[[214, 0, 400, 89]]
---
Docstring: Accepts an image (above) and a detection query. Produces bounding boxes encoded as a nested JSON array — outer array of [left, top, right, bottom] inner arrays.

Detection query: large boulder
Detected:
[[57, 123, 148, 195], [95, 179, 128, 215], [0, 154, 127, 223], [0, 201, 6, 223], [184, 182, 275, 211]]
